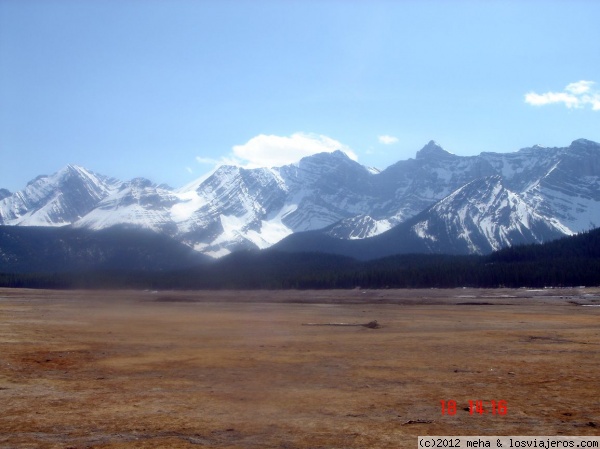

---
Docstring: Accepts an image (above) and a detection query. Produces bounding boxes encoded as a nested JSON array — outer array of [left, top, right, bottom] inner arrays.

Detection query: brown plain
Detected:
[[1, 287, 599, 448]]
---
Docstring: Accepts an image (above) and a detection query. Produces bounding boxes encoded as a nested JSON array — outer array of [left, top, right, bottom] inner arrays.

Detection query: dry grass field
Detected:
[[1, 287, 599, 448]]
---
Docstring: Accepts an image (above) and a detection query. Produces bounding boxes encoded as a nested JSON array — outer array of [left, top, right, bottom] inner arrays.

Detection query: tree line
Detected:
[[1, 229, 600, 290]]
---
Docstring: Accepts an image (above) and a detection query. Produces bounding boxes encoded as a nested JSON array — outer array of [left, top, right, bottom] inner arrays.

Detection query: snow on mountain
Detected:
[[269, 139, 600, 258], [520, 139, 600, 233], [407, 175, 570, 254], [0, 165, 119, 226], [168, 150, 379, 256], [325, 215, 391, 239], [3, 139, 600, 258], [273, 175, 573, 259], [73, 178, 182, 235], [373, 141, 492, 225], [173, 165, 289, 257], [480, 144, 561, 191], [274, 150, 376, 231]]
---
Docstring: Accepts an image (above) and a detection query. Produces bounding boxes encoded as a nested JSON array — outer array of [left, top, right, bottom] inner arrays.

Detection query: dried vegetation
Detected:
[[0, 287, 599, 448]]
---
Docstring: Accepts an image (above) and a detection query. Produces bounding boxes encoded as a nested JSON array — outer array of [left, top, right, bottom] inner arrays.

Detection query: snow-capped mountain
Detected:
[[166, 150, 378, 257], [2, 139, 600, 258], [0, 165, 119, 226], [272, 175, 572, 260], [406, 175, 570, 254], [519, 139, 600, 232], [74, 177, 182, 236]]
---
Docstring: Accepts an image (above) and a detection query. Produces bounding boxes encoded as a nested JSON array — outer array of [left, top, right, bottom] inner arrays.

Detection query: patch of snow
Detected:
[[204, 247, 231, 258], [412, 221, 437, 242], [171, 191, 208, 222]]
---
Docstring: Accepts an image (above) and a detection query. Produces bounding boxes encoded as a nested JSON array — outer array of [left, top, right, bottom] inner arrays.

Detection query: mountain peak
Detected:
[[128, 177, 155, 189], [331, 149, 350, 158], [416, 141, 453, 159], [3, 138, 600, 259], [571, 138, 600, 149], [300, 149, 352, 163], [62, 163, 86, 175], [294, 150, 362, 173], [0, 188, 11, 201]]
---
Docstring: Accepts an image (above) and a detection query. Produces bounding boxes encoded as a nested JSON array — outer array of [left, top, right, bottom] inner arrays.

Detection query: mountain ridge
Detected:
[[2, 139, 600, 258]]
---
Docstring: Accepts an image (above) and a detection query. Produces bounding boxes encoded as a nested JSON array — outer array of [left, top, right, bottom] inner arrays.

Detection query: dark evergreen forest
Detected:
[[1, 228, 600, 290]]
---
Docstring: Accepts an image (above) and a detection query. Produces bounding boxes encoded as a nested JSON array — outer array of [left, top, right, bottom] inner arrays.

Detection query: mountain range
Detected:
[[1, 138, 599, 261]]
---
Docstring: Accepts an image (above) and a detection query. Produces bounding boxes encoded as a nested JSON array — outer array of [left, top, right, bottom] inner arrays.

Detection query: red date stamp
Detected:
[[440, 400, 507, 415]]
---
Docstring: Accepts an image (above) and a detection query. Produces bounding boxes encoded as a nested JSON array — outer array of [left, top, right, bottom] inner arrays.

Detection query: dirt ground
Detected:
[[1, 287, 599, 448]]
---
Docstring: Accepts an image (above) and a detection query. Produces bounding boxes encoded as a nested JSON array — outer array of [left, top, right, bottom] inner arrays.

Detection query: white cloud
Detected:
[[194, 133, 358, 171], [378, 135, 398, 145], [231, 133, 358, 168], [525, 80, 600, 110], [566, 80, 594, 95]]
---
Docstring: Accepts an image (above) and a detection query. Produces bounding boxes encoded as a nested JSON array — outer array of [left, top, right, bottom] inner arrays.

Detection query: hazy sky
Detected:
[[1, 0, 599, 191]]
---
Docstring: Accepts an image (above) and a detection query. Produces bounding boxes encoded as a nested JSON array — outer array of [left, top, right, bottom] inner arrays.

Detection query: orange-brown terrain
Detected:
[[1, 287, 599, 448]]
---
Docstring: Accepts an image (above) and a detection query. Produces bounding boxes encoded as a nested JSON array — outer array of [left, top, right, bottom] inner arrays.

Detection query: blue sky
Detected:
[[1, 0, 599, 191]]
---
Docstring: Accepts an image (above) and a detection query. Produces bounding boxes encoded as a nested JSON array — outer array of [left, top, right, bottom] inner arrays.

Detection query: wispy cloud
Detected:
[[525, 80, 600, 110], [378, 135, 398, 145]]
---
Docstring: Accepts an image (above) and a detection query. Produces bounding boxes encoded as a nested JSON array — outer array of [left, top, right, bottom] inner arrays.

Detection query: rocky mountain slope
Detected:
[[0, 165, 119, 226], [273, 175, 570, 259], [2, 139, 599, 258]]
